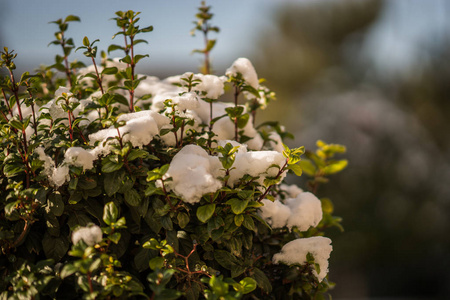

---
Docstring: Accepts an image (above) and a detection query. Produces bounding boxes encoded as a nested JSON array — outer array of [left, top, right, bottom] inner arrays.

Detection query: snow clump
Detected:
[[71, 224, 103, 246], [226, 57, 259, 89], [259, 192, 322, 231], [89, 110, 171, 148], [64, 147, 96, 171], [226, 143, 286, 187], [273, 236, 332, 282], [163, 145, 224, 204]]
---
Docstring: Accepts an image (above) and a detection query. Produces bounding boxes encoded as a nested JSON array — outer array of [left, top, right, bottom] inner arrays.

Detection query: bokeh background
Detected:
[[2, 0, 450, 298]]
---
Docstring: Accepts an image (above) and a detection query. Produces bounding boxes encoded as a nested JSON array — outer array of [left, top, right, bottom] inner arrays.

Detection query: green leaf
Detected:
[[238, 277, 257, 294], [104, 170, 125, 197], [242, 215, 256, 231], [149, 256, 164, 270], [82, 36, 90, 47], [252, 268, 272, 293], [205, 39, 216, 52], [134, 54, 149, 64], [287, 163, 302, 176], [237, 113, 250, 129], [124, 189, 141, 206], [299, 160, 316, 177], [160, 215, 173, 231], [9, 119, 24, 130], [127, 148, 149, 161], [140, 25, 154, 33], [134, 248, 154, 272], [207, 216, 225, 234], [158, 289, 182, 300], [64, 15, 80, 22], [120, 55, 132, 64], [47, 193, 64, 217], [321, 197, 334, 214], [103, 202, 119, 225], [177, 212, 189, 229], [3, 163, 24, 177], [42, 232, 69, 262], [102, 66, 118, 75], [214, 250, 240, 270], [60, 263, 77, 279], [226, 198, 249, 215], [107, 44, 124, 53], [108, 232, 121, 244], [196, 204, 215, 223], [101, 156, 123, 173], [323, 159, 348, 175], [234, 214, 244, 227], [67, 212, 92, 230]]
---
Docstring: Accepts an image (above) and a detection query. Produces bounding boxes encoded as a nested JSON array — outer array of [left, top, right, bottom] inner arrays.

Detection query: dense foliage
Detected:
[[0, 3, 346, 299]]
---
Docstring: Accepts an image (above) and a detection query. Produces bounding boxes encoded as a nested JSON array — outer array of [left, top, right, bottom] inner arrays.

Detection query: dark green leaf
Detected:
[[124, 189, 141, 206], [214, 249, 240, 270], [134, 54, 149, 64], [242, 215, 256, 231], [252, 268, 272, 293], [47, 193, 64, 217], [197, 203, 215, 223], [140, 25, 154, 33], [234, 214, 244, 227], [102, 67, 118, 75], [104, 170, 125, 197], [177, 212, 189, 229], [101, 156, 123, 173], [42, 232, 69, 262]]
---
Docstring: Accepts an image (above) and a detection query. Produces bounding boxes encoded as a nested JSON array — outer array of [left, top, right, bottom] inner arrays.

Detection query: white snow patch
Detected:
[[226, 143, 286, 187], [280, 183, 304, 198], [273, 236, 332, 282], [72, 224, 103, 246], [259, 192, 322, 231], [285, 192, 323, 231], [50, 165, 70, 187], [226, 58, 259, 89], [193, 73, 225, 99], [64, 147, 96, 171], [89, 110, 170, 148], [163, 145, 223, 203]]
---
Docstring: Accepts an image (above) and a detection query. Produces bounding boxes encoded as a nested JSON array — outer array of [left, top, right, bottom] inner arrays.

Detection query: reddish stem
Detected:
[[1, 88, 13, 116], [91, 57, 104, 95], [258, 160, 288, 202]]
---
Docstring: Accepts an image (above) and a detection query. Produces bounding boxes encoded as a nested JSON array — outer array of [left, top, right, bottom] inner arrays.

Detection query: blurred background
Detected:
[[2, 0, 450, 298]]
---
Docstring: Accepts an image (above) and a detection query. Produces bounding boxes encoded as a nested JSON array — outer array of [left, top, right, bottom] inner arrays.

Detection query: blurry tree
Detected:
[[256, 0, 381, 100], [394, 44, 450, 151], [254, 0, 450, 298]]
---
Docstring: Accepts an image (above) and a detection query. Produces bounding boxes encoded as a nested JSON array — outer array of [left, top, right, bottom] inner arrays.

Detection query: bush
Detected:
[[0, 3, 346, 299]]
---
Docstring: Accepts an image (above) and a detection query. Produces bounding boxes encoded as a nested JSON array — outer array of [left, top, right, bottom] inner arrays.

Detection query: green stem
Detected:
[[234, 85, 240, 141]]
